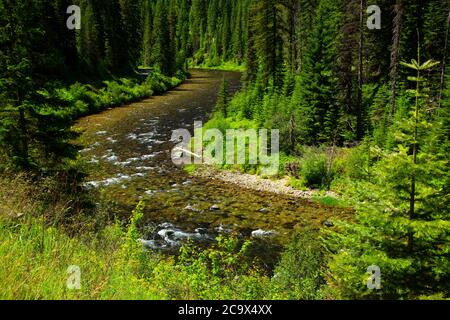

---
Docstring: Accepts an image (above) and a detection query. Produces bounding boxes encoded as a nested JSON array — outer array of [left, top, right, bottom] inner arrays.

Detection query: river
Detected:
[[75, 69, 349, 257]]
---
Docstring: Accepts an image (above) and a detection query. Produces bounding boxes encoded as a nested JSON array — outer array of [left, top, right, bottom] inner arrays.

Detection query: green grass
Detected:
[[287, 177, 308, 191], [0, 204, 272, 300], [0, 218, 147, 299], [190, 60, 246, 72], [0, 197, 338, 300], [183, 164, 198, 175], [311, 196, 346, 208]]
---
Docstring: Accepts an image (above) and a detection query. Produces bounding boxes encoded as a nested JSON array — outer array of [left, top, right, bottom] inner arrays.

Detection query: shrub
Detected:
[[299, 147, 335, 190], [271, 228, 326, 300], [279, 153, 300, 177]]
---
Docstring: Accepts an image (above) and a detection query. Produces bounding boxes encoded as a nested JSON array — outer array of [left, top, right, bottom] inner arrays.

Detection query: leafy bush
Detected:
[[271, 228, 326, 300], [145, 73, 168, 94], [299, 148, 335, 190], [279, 153, 300, 177]]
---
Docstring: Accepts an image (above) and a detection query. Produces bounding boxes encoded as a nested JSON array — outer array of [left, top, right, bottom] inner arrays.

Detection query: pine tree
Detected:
[[294, 0, 343, 145], [244, 2, 259, 84], [325, 51, 449, 300], [285, 0, 300, 74], [151, 0, 175, 75], [250, 0, 285, 89], [79, 0, 105, 72], [215, 77, 230, 117], [102, 0, 129, 73], [231, 0, 245, 63], [141, 0, 153, 67], [176, 0, 190, 69], [120, 0, 143, 69], [220, 0, 232, 61], [338, 0, 361, 140], [390, 0, 404, 118], [0, 1, 78, 171], [297, 0, 317, 72], [189, 0, 207, 54]]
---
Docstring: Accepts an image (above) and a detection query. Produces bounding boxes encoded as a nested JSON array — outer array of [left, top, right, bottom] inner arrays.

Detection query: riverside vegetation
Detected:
[[0, 0, 449, 300]]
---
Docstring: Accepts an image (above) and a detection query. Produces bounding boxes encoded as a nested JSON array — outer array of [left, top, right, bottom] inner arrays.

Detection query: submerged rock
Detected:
[[195, 228, 208, 235], [184, 205, 200, 212], [138, 239, 162, 250], [251, 229, 277, 238], [215, 225, 232, 234], [324, 220, 334, 227], [155, 224, 213, 247]]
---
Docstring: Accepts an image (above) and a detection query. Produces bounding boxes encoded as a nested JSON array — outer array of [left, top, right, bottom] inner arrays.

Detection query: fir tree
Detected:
[[325, 51, 449, 300], [294, 0, 343, 145], [151, 0, 175, 75]]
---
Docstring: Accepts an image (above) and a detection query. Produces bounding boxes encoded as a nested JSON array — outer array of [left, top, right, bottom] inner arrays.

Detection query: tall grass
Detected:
[[0, 211, 272, 299]]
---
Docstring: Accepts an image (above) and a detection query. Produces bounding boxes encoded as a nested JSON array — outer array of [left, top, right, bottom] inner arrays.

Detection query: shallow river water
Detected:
[[75, 70, 350, 252]]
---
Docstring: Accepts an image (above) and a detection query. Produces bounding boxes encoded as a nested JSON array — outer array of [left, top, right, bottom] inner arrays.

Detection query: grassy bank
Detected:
[[0, 173, 330, 300], [189, 59, 246, 72], [53, 71, 187, 120]]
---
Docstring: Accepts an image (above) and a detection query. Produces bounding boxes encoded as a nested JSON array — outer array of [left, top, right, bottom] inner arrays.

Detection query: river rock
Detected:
[[324, 220, 334, 227], [195, 228, 208, 235], [216, 225, 232, 234], [184, 205, 200, 212], [138, 239, 161, 250], [251, 229, 277, 238]]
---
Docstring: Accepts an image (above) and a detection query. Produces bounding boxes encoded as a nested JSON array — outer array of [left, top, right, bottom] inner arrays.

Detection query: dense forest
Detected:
[[0, 0, 449, 300]]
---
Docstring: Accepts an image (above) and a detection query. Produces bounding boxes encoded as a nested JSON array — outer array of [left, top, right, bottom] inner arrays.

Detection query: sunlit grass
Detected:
[[191, 61, 246, 72]]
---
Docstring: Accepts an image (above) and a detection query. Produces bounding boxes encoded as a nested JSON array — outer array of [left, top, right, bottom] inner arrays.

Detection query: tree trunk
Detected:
[[356, 0, 365, 140], [438, 10, 450, 108], [408, 30, 421, 253], [18, 106, 29, 169], [390, 0, 404, 119]]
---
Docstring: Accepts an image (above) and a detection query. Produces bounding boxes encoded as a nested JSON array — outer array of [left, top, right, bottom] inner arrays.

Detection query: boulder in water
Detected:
[[251, 229, 276, 238]]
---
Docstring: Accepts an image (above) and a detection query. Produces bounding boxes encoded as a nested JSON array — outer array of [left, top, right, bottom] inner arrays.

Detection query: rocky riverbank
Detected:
[[193, 166, 337, 199]]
